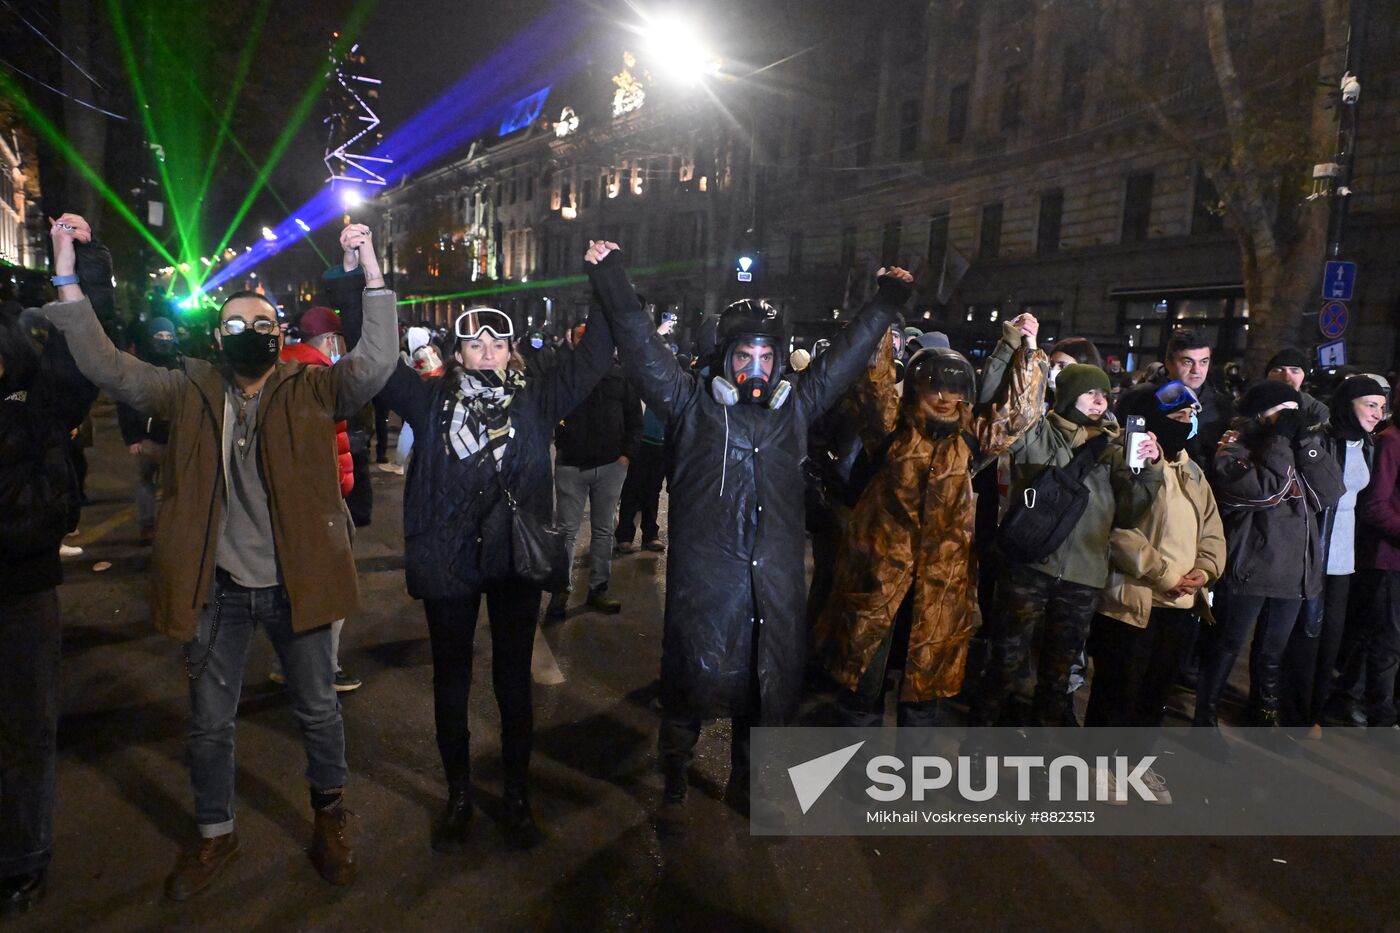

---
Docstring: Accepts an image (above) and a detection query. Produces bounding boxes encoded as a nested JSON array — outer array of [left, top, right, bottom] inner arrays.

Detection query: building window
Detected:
[[1122, 171, 1155, 242], [979, 203, 1003, 259], [881, 220, 902, 266], [494, 183, 502, 207], [1001, 66, 1024, 132], [947, 82, 969, 143], [581, 178, 593, 208], [898, 99, 920, 157], [1061, 49, 1086, 120], [525, 173, 535, 203], [1037, 189, 1063, 255], [510, 177, 518, 205], [855, 112, 876, 166], [927, 211, 949, 269], [788, 232, 803, 276], [1192, 167, 1225, 234], [840, 224, 857, 270]]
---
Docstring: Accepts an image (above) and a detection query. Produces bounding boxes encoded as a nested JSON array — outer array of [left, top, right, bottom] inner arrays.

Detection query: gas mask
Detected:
[[710, 335, 790, 409]]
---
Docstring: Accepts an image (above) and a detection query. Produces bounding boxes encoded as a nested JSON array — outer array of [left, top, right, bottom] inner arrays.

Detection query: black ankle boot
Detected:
[[431, 785, 474, 852], [502, 784, 544, 850]]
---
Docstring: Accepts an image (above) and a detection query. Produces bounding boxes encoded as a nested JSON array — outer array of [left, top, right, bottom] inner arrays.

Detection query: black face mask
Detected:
[[1149, 413, 1193, 460], [150, 338, 177, 360], [220, 331, 279, 379]]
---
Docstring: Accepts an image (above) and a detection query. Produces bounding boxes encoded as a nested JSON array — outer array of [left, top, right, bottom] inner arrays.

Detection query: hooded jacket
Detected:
[[817, 334, 1048, 702], [281, 342, 354, 497], [1097, 451, 1226, 628], [588, 251, 904, 724], [1005, 412, 1163, 589], [1213, 421, 1347, 599]]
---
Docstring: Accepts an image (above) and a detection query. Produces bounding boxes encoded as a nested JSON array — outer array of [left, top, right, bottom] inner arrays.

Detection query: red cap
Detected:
[[298, 306, 341, 339]]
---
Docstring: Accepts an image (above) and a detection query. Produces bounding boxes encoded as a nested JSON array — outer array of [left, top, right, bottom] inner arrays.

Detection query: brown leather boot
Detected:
[[308, 806, 359, 885], [165, 833, 240, 901]]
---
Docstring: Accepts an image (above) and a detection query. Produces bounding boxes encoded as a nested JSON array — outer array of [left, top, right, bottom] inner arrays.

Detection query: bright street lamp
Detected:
[[642, 14, 721, 83]]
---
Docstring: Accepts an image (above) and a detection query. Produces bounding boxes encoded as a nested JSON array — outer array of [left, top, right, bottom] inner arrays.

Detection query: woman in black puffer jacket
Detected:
[[0, 311, 95, 916], [379, 297, 616, 852]]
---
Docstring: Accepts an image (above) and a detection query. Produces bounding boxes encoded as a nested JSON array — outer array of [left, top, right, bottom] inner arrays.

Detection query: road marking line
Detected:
[[71, 507, 136, 546]]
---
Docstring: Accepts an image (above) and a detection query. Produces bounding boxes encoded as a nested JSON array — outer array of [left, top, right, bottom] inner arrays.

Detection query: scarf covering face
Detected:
[[448, 368, 525, 468]]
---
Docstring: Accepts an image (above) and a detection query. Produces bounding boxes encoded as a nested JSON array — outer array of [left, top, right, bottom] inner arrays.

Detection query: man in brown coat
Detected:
[[43, 216, 397, 899], [815, 315, 1047, 726]]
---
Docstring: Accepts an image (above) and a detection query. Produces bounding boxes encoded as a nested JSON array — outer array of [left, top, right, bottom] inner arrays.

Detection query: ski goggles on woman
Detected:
[[454, 307, 514, 341], [1154, 380, 1201, 414]]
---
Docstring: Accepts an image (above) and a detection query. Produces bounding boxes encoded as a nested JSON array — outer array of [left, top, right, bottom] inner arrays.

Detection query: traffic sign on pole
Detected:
[[1318, 300, 1349, 339], [1323, 261, 1356, 301], [1318, 339, 1347, 367]]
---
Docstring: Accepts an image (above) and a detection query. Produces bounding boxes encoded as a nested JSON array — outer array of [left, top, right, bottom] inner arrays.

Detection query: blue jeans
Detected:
[[1193, 585, 1301, 725], [184, 574, 347, 837], [0, 589, 61, 879]]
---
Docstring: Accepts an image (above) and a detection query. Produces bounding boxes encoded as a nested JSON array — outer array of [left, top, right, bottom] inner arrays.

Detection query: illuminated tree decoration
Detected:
[[612, 52, 646, 117], [323, 40, 393, 187]]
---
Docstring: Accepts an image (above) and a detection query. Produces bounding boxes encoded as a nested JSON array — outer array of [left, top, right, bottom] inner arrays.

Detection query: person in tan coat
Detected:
[[815, 315, 1047, 726], [1085, 381, 1226, 802], [42, 216, 397, 899]]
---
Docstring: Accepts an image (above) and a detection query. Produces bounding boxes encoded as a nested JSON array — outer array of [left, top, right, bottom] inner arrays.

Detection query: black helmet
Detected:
[[717, 298, 784, 345], [904, 347, 976, 404]]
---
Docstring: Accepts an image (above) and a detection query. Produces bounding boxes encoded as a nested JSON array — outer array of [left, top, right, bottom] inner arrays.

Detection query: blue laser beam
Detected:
[[199, 2, 585, 295]]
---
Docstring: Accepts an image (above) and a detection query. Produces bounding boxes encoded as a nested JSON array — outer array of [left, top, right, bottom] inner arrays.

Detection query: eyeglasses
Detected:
[[221, 318, 278, 336], [454, 307, 514, 341], [1154, 380, 1201, 413]]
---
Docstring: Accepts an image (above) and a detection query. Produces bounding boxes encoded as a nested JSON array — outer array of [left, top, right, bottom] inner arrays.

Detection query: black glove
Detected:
[[1270, 408, 1309, 446], [875, 274, 913, 309]]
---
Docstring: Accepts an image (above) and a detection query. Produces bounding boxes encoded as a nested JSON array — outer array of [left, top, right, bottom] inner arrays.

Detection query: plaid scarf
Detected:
[[446, 369, 525, 468]]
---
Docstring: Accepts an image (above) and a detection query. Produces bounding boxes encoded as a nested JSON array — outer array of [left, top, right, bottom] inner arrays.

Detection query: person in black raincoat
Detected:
[[584, 239, 911, 830]]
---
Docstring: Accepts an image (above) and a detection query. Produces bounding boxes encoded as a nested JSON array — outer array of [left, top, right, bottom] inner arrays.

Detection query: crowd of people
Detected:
[[3, 217, 1399, 917]]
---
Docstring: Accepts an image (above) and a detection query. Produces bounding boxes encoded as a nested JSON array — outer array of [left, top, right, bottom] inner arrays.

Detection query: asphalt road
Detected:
[[11, 399, 1400, 932]]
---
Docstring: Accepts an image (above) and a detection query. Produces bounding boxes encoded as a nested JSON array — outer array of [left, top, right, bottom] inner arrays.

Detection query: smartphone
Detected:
[[1124, 415, 1147, 470], [663, 312, 678, 325]]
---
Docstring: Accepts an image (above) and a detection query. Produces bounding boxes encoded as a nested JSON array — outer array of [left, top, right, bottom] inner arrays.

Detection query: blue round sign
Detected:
[[1319, 300, 1348, 339]]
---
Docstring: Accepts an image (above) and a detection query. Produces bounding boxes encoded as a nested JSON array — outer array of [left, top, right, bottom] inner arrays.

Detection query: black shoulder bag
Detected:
[[997, 434, 1109, 565], [495, 472, 570, 592]]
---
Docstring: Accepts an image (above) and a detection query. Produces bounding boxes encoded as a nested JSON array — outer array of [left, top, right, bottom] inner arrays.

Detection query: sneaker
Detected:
[[1141, 766, 1172, 805], [644, 538, 666, 553], [59, 544, 83, 559], [165, 833, 241, 901], [377, 462, 405, 475], [615, 540, 639, 555], [333, 670, 362, 693], [268, 670, 286, 685], [586, 586, 622, 614]]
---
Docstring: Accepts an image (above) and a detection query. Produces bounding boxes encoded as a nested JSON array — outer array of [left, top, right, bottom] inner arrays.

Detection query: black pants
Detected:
[[659, 711, 755, 782], [1193, 586, 1300, 725], [372, 396, 391, 462], [1337, 570, 1400, 727], [0, 589, 60, 880], [615, 442, 666, 545], [976, 564, 1099, 727], [1086, 609, 1197, 756], [345, 431, 373, 528], [1280, 574, 1351, 727], [423, 583, 541, 790]]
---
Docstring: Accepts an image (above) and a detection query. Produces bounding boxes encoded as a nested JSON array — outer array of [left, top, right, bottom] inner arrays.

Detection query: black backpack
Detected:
[[997, 434, 1109, 565]]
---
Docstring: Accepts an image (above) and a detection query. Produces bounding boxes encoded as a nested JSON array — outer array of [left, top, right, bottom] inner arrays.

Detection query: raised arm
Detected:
[[310, 225, 398, 419], [846, 330, 901, 453], [584, 243, 693, 420], [42, 214, 183, 417], [537, 292, 619, 423], [795, 269, 911, 419], [968, 323, 1049, 468]]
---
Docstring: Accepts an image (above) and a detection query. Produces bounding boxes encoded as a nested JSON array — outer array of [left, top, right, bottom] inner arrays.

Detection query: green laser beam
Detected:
[[205, 0, 376, 269], [0, 70, 177, 266], [394, 261, 706, 307], [106, 0, 199, 293], [188, 0, 272, 217]]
